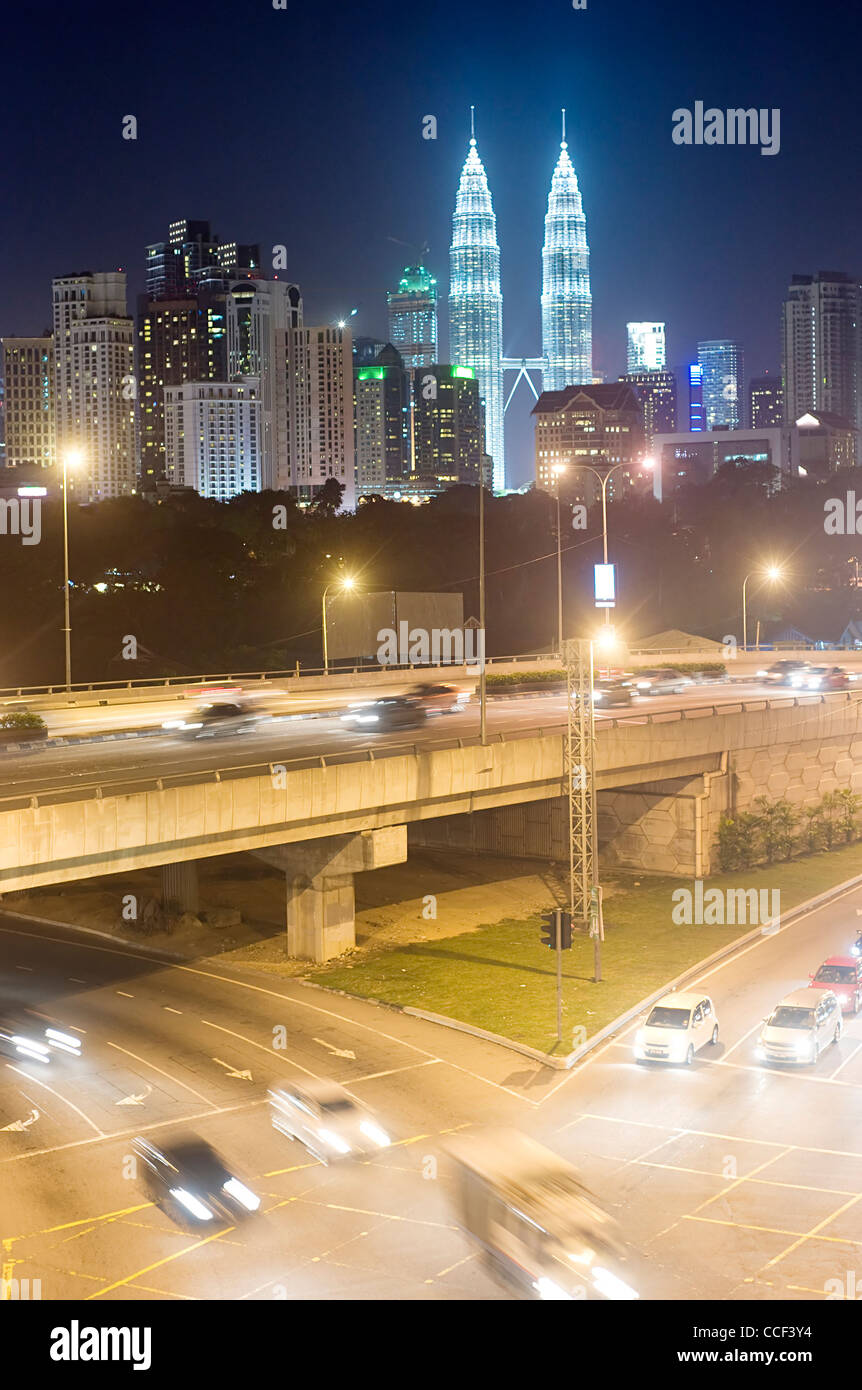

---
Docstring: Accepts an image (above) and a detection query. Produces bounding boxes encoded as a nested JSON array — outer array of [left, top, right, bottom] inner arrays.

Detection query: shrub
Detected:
[[0, 710, 46, 732]]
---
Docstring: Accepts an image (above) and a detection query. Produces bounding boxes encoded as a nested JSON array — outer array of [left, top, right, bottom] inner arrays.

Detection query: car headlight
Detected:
[[170, 1187, 214, 1221], [535, 1277, 573, 1301], [852, 945, 861, 957], [756, 669, 768, 677], [836, 994, 849, 1005], [592, 690, 603, 701], [592, 1266, 639, 1301], [12, 1035, 51, 1063], [45, 1028, 82, 1055], [794, 1037, 814, 1056], [359, 1119, 391, 1148], [318, 1128, 352, 1155], [636, 681, 650, 689], [222, 1178, 261, 1212]]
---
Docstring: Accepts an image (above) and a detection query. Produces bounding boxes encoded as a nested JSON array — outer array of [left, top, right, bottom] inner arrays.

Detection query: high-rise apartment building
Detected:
[[749, 374, 784, 429], [541, 119, 592, 393], [52, 271, 136, 499], [228, 279, 302, 491], [621, 369, 676, 445], [782, 272, 861, 438], [697, 340, 744, 429], [287, 325, 355, 507], [164, 379, 261, 501], [354, 345, 411, 496], [145, 219, 260, 300], [0, 335, 55, 468], [412, 364, 483, 488], [449, 133, 504, 490], [626, 322, 666, 373], [387, 266, 437, 368]]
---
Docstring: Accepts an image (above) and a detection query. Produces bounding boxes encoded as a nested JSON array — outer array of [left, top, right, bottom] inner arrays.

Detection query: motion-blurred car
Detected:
[[132, 1134, 260, 1224], [757, 987, 842, 1064], [633, 992, 719, 1065], [809, 957, 862, 1013], [406, 682, 471, 714], [341, 695, 427, 730], [268, 1079, 391, 1163], [631, 668, 692, 696], [0, 1016, 82, 1065], [791, 665, 851, 691], [592, 679, 634, 707], [757, 660, 810, 686], [162, 701, 258, 739]]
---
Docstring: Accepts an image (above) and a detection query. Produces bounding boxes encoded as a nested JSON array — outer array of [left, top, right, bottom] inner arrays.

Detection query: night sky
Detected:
[[3, 0, 859, 488]]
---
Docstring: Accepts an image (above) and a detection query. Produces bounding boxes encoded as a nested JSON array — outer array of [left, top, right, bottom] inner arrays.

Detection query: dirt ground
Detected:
[[2, 848, 576, 975]]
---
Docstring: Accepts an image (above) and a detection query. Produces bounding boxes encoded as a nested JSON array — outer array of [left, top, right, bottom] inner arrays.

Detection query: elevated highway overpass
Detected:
[[2, 686, 862, 959]]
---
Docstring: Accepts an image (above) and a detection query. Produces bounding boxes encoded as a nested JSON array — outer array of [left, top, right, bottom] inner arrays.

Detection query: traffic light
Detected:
[[559, 910, 572, 950], [540, 909, 573, 950], [540, 910, 557, 950]]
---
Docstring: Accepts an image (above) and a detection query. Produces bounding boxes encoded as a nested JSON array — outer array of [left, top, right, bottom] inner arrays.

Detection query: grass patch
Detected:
[[313, 846, 862, 1053]]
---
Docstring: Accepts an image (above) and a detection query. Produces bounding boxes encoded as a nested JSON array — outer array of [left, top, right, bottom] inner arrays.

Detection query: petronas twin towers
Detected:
[[449, 112, 592, 491]]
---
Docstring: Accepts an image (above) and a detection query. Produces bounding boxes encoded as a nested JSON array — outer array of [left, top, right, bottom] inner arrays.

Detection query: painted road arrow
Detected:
[[212, 1057, 253, 1080], [313, 1038, 356, 1060], [0, 1108, 39, 1132], [115, 1085, 152, 1106]]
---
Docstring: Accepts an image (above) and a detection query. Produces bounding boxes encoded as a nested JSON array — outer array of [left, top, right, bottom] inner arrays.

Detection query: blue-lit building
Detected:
[[449, 131, 505, 491], [697, 339, 744, 429], [541, 117, 592, 392], [689, 364, 705, 431]]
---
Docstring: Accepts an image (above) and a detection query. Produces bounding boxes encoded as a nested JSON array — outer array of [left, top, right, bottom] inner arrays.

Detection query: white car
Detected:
[[268, 1078, 391, 1164], [757, 987, 842, 1065], [634, 991, 719, 1065]]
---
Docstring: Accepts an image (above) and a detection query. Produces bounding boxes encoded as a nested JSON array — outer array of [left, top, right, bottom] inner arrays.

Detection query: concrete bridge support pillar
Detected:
[[255, 826, 407, 962], [160, 860, 199, 913]]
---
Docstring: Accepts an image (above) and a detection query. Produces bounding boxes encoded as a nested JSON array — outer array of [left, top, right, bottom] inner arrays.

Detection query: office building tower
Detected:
[[782, 272, 861, 436], [626, 322, 666, 373], [164, 379, 261, 500], [533, 382, 644, 505], [449, 127, 504, 490], [541, 114, 592, 393], [354, 345, 411, 495], [412, 364, 483, 487], [52, 271, 136, 499], [621, 369, 677, 445], [0, 335, 55, 468], [137, 291, 229, 490], [689, 364, 705, 431], [749, 374, 784, 429], [353, 337, 387, 368], [228, 279, 302, 491], [387, 266, 437, 368], [287, 324, 355, 507], [697, 340, 744, 429], [146, 219, 260, 300]]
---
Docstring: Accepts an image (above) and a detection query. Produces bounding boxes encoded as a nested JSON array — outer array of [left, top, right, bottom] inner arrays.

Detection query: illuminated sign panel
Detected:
[[594, 563, 616, 608]]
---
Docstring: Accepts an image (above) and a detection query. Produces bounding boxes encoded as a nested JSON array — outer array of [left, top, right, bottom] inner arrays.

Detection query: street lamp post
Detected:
[[568, 457, 654, 624], [61, 449, 82, 693], [551, 464, 566, 653], [322, 574, 356, 673], [479, 474, 487, 745], [742, 565, 783, 652]]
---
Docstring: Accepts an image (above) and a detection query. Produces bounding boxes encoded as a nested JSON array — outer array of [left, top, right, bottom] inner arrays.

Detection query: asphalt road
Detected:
[[0, 682, 821, 802], [3, 878, 862, 1301]]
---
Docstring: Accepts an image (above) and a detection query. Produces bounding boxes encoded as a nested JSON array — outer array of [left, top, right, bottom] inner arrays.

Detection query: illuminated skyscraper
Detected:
[[697, 339, 744, 429], [627, 322, 666, 373], [449, 116, 504, 490], [387, 266, 437, 368], [541, 112, 592, 393]]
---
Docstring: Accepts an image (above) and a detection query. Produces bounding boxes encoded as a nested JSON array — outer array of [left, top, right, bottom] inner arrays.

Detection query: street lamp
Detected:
[[568, 457, 654, 625], [61, 448, 83, 693], [322, 574, 356, 673], [551, 463, 567, 653], [742, 565, 784, 652]]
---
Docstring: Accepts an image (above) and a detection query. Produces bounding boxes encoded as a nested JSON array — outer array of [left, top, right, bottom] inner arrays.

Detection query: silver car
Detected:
[[268, 1078, 391, 1164]]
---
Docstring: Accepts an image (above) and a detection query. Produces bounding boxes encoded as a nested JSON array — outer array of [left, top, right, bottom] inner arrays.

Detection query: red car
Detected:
[[406, 683, 471, 714], [809, 956, 862, 1014], [792, 665, 851, 691]]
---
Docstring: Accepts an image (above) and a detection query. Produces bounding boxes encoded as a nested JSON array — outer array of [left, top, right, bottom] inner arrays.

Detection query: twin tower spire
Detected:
[[448, 110, 592, 492]]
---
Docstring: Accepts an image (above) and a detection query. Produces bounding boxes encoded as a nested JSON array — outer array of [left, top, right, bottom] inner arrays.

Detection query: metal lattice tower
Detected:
[[562, 638, 597, 926]]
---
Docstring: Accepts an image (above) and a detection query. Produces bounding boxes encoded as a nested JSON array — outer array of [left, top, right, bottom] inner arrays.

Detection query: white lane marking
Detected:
[[105, 1040, 214, 1106], [314, 1037, 355, 1059], [211, 1057, 253, 1081], [163, 1007, 182, 1015], [68, 978, 87, 985], [830, 1036, 862, 1077], [14, 966, 32, 972], [116, 992, 134, 999], [200, 1019, 319, 1079], [115, 1085, 152, 1107], [0, 923, 538, 1104], [343, 1060, 439, 1085], [717, 1019, 763, 1060], [5, 1066, 105, 1137], [0, 1108, 39, 1132]]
